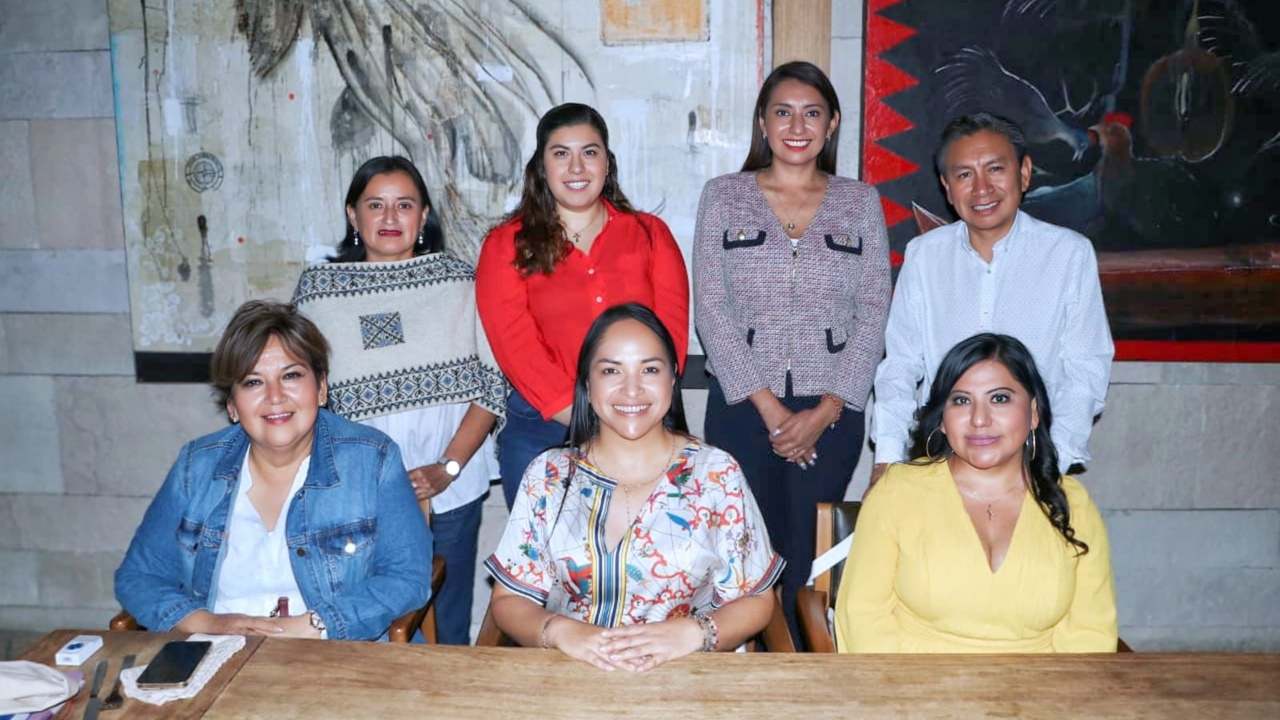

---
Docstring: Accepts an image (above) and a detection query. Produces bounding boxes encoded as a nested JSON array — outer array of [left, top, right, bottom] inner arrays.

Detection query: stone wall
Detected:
[[1, 0, 1276, 650]]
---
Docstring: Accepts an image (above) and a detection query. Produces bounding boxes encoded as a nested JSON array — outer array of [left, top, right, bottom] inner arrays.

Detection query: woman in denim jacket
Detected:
[[115, 300, 433, 640]]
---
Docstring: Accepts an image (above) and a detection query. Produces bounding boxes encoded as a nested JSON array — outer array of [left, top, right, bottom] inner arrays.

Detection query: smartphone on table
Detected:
[[136, 640, 213, 689]]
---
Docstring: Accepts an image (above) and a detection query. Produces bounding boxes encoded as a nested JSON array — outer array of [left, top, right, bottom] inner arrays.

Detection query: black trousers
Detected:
[[704, 374, 864, 650]]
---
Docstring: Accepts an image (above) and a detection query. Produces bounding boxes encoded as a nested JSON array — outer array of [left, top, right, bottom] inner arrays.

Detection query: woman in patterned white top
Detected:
[[293, 156, 506, 645], [486, 303, 783, 672]]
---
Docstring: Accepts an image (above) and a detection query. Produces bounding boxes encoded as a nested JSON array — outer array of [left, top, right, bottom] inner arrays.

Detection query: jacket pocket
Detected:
[[722, 229, 767, 249], [176, 517, 211, 554], [314, 519, 378, 592], [826, 328, 848, 353], [825, 234, 863, 255]]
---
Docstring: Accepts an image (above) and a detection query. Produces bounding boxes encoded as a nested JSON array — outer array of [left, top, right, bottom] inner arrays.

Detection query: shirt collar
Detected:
[[957, 210, 1024, 260]]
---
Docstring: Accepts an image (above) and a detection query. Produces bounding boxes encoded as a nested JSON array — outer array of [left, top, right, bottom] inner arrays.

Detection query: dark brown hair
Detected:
[[330, 155, 444, 262], [741, 61, 841, 174], [505, 103, 635, 276], [210, 300, 330, 410]]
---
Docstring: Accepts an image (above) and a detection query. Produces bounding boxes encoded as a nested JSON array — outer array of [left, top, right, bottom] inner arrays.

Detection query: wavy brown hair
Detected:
[[505, 103, 635, 276]]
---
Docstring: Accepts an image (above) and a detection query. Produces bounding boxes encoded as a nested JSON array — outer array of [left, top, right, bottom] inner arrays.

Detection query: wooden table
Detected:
[[201, 639, 1280, 720], [22, 632, 1280, 719], [20, 630, 262, 720]]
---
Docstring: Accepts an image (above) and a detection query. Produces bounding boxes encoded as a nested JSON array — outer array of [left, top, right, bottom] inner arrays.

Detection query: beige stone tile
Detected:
[[0, 0, 110, 52], [4, 313, 133, 376], [0, 51, 114, 120], [38, 551, 122, 609], [0, 376, 63, 494], [0, 551, 39, 605], [8, 494, 149, 553], [56, 377, 225, 497], [30, 118, 124, 250], [0, 121, 37, 248], [1086, 383, 1280, 509], [0, 249, 128, 312]]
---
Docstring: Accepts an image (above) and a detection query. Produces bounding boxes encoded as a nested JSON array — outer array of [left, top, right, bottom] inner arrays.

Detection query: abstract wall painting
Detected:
[[109, 0, 759, 368]]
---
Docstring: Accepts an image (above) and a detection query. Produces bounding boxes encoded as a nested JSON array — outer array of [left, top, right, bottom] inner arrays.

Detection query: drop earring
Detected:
[[417, 229, 425, 246], [353, 229, 360, 246]]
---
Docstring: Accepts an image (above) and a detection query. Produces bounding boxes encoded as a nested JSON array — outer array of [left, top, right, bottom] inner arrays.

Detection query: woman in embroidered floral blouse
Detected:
[[486, 303, 783, 672]]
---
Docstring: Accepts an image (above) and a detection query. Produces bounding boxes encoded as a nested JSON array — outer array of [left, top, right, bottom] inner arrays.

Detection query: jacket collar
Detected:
[[209, 409, 340, 488]]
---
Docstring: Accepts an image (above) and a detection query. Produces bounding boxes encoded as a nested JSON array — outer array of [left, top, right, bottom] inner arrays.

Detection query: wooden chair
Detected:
[[796, 501, 861, 653], [474, 585, 795, 652], [795, 500, 1135, 653]]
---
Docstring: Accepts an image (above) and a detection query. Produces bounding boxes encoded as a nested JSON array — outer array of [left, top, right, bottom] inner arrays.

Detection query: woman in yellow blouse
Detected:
[[836, 333, 1116, 653]]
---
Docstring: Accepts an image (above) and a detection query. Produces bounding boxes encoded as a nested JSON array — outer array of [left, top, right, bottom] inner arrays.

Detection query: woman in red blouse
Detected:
[[477, 103, 689, 509]]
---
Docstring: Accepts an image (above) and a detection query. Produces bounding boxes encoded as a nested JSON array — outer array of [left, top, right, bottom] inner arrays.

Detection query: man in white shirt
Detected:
[[870, 113, 1113, 482]]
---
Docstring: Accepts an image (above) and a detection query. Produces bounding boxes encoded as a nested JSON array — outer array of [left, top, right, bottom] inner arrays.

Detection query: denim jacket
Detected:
[[114, 409, 433, 640]]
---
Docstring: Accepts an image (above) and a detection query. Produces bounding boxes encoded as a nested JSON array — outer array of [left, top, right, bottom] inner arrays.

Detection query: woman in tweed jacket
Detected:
[[692, 61, 891, 646]]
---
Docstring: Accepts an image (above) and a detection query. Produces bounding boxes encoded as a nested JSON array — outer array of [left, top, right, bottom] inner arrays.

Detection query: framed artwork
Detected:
[[862, 0, 1280, 361]]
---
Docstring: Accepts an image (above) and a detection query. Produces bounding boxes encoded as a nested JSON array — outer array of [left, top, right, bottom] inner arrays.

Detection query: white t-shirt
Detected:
[[361, 403, 499, 514]]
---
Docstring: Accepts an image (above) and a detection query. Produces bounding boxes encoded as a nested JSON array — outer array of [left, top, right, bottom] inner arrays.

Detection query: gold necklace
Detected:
[[596, 436, 679, 524], [563, 204, 606, 245], [957, 481, 1025, 521]]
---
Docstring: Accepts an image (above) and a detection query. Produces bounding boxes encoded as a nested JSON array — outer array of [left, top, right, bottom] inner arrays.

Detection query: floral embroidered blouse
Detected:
[[485, 439, 784, 626]]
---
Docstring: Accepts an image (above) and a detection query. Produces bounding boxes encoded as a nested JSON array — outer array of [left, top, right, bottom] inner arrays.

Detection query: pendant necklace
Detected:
[[603, 436, 678, 524], [564, 204, 605, 246], [958, 481, 1024, 521]]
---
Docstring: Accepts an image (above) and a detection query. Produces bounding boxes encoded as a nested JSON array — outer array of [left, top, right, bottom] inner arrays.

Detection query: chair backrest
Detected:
[[812, 501, 862, 604]]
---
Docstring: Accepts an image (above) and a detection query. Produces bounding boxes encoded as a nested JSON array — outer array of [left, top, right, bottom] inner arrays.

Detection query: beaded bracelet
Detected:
[[822, 394, 844, 428], [692, 610, 719, 652], [539, 614, 557, 649]]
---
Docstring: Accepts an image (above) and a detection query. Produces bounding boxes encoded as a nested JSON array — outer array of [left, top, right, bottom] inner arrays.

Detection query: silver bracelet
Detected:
[[692, 610, 719, 652]]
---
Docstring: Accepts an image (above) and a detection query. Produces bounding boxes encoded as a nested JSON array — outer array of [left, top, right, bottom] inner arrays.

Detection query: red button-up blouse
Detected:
[[476, 201, 690, 420]]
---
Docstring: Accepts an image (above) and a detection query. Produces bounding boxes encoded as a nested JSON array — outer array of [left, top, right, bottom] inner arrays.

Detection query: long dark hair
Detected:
[[741, 61, 841, 174], [567, 303, 689, 448], [909, 333, 1088, 555], [329, 156, 444, 262], [505, 103, 635, 276]]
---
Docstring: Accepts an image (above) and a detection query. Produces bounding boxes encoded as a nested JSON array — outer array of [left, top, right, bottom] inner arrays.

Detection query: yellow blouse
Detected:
[[835, 461, 1117, 653]]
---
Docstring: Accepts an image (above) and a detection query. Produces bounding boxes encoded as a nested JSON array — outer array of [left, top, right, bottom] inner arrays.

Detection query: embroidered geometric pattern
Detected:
[[293, 254, 475, 304], [328, 355, 507, 421], [359, 312, 405, 350]]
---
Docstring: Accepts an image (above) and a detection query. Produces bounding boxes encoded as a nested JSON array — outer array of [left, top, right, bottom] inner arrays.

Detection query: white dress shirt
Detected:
[[361, 403, 499, 514], [872, 211, 1113, 471], [212, 455, 310, 617]]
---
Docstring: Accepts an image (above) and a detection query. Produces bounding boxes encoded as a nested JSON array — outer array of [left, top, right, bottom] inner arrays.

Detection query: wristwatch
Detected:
[[439, 457, 462, 478]]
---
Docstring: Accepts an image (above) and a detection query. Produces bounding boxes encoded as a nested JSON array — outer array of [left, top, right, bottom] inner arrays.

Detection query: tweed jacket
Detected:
[[693, 172, 891, 408]]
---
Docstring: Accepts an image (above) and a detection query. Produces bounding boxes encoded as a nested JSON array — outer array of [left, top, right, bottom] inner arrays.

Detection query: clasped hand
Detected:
[[768, 407, 830, 467], [553, 616, 702, 672]]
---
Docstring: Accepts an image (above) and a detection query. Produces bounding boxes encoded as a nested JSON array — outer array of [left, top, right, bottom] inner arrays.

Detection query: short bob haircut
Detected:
[[741, 61, 841, 174], [210, 299, 331, 411], [909, 332, 1087, 554], [934, 112, 1028, 177], [567, 302, 689, 448], [330, 155, 444, 262]]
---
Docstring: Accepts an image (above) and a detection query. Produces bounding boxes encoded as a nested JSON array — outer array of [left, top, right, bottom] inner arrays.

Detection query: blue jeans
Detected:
[[418, 494, 484, 645], [497, 389, 568, 510]]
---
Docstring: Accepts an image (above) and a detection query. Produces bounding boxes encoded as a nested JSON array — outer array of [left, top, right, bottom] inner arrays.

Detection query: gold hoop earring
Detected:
[[925, 426, 943, 462], [1026, 432, 1037, 460]]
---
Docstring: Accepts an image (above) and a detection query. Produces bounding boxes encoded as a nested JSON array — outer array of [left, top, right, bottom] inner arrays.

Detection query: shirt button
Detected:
[[296, 548, 307, 557], [596, 296, 603, 303], [588, 268, 595, 275]]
